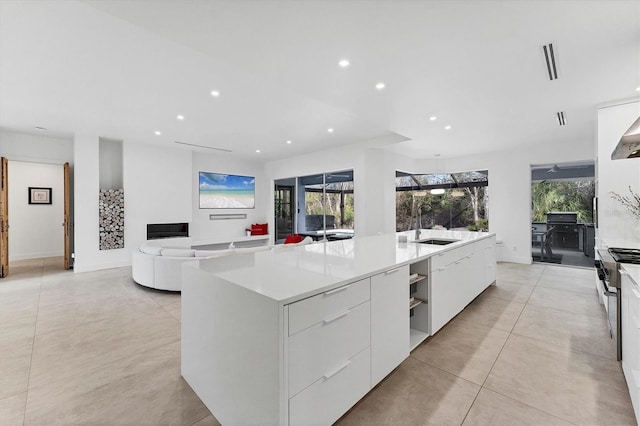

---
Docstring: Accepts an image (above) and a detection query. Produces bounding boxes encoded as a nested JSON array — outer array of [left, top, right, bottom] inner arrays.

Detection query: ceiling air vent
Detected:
[[174, 141, 232, 152], [542, 43, 558, 80], [556, 111, 567, 126]]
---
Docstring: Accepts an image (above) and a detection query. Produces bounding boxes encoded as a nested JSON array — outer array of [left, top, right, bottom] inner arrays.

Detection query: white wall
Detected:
[[416, 138, 595, 263], [73, 136, 192, 272], [0, 128, 73, 164], [1, 129, 74, 263], [265, 134, 415, 239], [596, 100, 640, 246], [192, 152, 267, 241], [8, 161, 64, 260]]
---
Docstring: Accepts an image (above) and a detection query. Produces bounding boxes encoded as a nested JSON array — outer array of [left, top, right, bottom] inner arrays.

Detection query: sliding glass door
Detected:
[[275, 170, 354, 242]]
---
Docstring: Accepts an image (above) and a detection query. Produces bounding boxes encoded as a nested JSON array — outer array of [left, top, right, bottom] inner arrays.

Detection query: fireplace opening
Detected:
[[147, 223, 189, 240]]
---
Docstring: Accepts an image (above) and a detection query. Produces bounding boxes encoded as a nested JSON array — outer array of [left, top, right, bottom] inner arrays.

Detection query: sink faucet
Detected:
[[414, 206, 421, 240]]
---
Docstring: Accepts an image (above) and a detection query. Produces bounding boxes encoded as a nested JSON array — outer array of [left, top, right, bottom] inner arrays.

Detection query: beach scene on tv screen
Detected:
[[199, 172, 255, 208]]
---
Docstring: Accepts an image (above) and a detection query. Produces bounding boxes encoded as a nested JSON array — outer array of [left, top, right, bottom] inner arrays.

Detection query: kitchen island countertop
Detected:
[[190, 229, 494, 305]]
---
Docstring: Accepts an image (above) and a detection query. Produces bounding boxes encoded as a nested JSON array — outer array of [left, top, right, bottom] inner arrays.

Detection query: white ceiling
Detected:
[[1, 0, 638, 161]]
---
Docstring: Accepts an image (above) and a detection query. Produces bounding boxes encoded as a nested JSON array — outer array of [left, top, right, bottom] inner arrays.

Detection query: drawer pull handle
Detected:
[[323, 310, 350, 324], [324, 285, 350, 296], [385, 268, 401, 275], [323, 359, 351, 380]]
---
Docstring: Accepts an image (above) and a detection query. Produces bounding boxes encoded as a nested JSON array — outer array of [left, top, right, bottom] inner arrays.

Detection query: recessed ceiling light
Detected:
[[210, 90, 220, 97], [430, 188, 446, 195], [327, 128, 334, 133], [338, 59, 350, 68], [429, 116, 437, 121], [434, 154, 441, 157], [375, 82, 385, 90], [636, 86, 640, 91], [155, 130, 162, 136], [444, 125, 452, 130], [177, 115, 184, 120], [34, 126, 46, 131], [286, 140, 292, 144], [255, 149, 261, 153]]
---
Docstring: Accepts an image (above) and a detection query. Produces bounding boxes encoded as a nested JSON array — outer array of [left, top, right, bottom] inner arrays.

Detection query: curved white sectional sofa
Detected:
[[132, 236, 312, 291]]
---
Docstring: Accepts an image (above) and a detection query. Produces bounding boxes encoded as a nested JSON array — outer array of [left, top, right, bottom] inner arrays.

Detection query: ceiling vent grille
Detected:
[[542, 43, 558, 80], [174, 141, 232, 152], [556, 111, 567, 126]]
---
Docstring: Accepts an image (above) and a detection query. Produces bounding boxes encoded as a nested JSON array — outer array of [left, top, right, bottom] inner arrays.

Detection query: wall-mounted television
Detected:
[[199, 172, 255, 209]]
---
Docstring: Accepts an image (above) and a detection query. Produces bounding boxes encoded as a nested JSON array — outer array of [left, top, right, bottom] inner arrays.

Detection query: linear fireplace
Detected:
[[147, 223, 189, 240]]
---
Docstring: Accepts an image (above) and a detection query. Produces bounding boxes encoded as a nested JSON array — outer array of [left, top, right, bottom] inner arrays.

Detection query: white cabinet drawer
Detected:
[[288, 278, 370, 336], [288, 301, 370, 397], [431, 244, 472, 270], [289, 347, 371, 426]]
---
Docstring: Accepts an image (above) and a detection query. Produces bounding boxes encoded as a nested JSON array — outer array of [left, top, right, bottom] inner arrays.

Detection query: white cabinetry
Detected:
[[371, 266, 410, 385], [482, 235, 497, 287], [430, 243, 473, 334], [288, 278, 371, 425], [429, 238, 495, 334], [621, 269, 640, 424], [182, 232, 497, 425]]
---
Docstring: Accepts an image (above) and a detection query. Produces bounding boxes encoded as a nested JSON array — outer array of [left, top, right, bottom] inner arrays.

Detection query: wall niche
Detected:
[[98, 138, 124, 250]]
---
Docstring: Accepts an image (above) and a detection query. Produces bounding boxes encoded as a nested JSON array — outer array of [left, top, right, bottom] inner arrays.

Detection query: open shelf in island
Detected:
[[409, 274, 427, 285], [409, 328, 429, 351], [409, 297, 427, 310]]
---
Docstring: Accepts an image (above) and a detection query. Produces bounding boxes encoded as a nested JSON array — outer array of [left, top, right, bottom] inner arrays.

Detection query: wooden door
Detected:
[[63, 162, 71, 269], [1, 157, 8, 277]]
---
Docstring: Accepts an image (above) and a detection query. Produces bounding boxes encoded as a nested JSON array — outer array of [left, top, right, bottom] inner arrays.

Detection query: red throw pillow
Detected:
[[284, 234, 304, 244]]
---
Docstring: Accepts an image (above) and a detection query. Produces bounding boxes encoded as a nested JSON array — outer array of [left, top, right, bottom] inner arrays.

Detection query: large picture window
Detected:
[[396, 170, 489, 231]]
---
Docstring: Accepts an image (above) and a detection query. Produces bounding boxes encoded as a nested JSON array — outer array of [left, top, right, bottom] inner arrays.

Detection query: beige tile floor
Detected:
[[0, 258, 636, 425]]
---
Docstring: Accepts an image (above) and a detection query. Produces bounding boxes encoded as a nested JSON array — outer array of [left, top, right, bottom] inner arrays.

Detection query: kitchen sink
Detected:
[[416, 238, 459, 245]]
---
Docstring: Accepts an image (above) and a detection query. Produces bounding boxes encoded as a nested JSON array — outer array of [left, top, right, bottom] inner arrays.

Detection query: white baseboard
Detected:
[[10, 251, 64, 261], [73, 259, 132, 273], [497, 254, 532, 264]]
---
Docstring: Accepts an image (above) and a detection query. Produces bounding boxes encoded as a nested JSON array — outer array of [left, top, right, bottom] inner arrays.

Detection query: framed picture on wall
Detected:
[[28, 187, 52, 205]]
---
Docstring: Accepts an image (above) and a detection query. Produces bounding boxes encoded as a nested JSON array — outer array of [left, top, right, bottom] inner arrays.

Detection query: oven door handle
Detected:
[[601, 278, 616, 296]]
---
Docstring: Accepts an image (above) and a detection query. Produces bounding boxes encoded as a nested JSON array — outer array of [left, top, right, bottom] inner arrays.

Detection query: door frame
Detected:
[[63, 162, 71, 269], [1, 157, 8, 277]]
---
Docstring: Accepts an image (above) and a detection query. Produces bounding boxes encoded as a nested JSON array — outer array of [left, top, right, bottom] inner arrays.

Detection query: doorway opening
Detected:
[[0, 159, 72, 278], [274, 178, 295, 241], [530, 161, 595, 268]]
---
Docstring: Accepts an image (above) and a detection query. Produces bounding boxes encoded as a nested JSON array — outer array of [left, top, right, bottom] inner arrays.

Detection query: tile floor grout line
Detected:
[[478, 385, 579, 426], [408, 354, 484, 388], [29, 300, 176, 339], [522, 299, 607, 320], [21, 259, 46, 426], [460, 265, 544, 424], [508, 330, 619, 363], [22, 336, 183, 396], [472, 264, 600, 426]]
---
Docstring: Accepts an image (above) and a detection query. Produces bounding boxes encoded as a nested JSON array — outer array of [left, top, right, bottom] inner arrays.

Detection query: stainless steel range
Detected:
[[595, 247, 640, 360]]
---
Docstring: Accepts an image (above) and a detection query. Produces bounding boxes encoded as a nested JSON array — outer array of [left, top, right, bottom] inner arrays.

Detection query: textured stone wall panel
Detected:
[[99, 189, 124, 250]]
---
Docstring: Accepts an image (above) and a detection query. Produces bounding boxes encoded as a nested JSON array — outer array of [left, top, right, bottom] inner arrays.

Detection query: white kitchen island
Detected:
[[181, 230, 496, 426]]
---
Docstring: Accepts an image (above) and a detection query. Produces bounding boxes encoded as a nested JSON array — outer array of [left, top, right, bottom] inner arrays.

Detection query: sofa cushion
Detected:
[[140, 244, 163, 255], [161, 248, 195, 257]]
